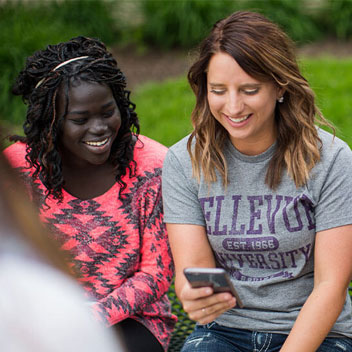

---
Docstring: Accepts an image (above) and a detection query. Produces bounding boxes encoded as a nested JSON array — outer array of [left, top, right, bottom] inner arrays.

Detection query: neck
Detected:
[[62, 162, 117, 200]]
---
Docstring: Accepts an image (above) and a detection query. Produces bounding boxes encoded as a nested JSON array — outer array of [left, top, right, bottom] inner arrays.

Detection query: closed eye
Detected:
[[210, 89, 225, 95], [243, 88, 259, 95], [69, 118, 88, 125], [102, 109, 115, 118]]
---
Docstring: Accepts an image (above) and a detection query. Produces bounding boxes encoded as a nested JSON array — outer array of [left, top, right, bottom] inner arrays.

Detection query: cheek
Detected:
[[207, 94, 223, 115], [251, 93, 276, 116], [60, 123, 83, 143], [259, 98, 277, 118], [113, 115, 122, 132]]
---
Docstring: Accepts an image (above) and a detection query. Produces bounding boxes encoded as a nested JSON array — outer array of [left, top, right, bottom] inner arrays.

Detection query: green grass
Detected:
[[3, 57, 352, 151], [132, 77, 195, 147], [133, 57, 352, 148], [300, 56, 352, 147]]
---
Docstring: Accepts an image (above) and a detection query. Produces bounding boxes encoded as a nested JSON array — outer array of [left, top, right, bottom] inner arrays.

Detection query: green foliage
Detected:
[[2, 0, 352, 146], [243, 0, 322, 45], [49, 0, 119, 45], [136, 0, 323, 49], [0, 0, 119, 125], [132, 57, 352, 148], [5, 55, 352, 149], [138, 0, 242, 49], [320, 0, 352, 40]]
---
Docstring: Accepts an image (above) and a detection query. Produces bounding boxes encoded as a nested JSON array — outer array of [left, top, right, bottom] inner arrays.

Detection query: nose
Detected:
[[227, 91, 244, 116], [89, 117, 108, 135]]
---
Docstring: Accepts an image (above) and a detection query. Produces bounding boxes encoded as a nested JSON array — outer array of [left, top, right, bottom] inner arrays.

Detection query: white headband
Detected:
[[35, 56, 89, 89]]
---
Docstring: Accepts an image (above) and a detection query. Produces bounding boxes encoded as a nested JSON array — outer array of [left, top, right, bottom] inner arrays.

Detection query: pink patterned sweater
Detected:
[[4, 135, 176, 350]]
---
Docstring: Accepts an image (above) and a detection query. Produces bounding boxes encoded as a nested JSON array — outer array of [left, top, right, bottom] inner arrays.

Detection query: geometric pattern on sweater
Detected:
[[3, 135, 176, 351]]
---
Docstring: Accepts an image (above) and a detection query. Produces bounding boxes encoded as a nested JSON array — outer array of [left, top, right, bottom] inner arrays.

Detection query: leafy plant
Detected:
[[136, 0, 324, 49], [243, 0, 322, 45], [321, 0, 352, 40], [138, 0, 242, 49], [0, 0, 119, 126]]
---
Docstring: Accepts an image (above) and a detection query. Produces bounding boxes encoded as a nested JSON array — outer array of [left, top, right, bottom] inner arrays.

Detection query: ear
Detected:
[[276, 86, 286, 100]]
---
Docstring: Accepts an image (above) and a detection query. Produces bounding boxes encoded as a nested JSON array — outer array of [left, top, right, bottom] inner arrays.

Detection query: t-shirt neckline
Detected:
[[225, 137, 276, 163]]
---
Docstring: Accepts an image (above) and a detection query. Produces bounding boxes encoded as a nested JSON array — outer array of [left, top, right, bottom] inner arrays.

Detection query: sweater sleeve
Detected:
[[91, 173, 174, 325]]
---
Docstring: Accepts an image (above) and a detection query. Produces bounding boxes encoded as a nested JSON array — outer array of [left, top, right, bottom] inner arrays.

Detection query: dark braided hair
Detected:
[[10, 36, 140, 201]]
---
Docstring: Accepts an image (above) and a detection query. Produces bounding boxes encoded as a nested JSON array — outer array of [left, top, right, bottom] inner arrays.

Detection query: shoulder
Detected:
[[309, 128, 352, 186], [166, 134, 192, 163], [2, 142, 29, 168], [131, 135, 169, 180], [318, 128, 352, 163], [163, 134, 195, 183], [133, 135, 168, 169], [0, 253, 119, 351], [168, 134, 191, 154]]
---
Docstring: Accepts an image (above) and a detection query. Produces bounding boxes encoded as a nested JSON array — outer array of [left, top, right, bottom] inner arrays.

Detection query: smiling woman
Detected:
[[57, 81, 121, 199], [3, 36, 176, 352], [162, 10, 352, 352], [206, 52, 283, 156]]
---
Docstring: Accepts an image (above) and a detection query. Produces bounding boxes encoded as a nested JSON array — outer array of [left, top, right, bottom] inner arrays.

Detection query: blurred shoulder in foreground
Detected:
[[0, 151, 126, 352]]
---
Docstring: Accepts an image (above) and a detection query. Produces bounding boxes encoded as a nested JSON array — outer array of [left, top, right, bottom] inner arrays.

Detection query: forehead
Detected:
[[207, 52, 260, 85], [57, 80, 115, 114], [68, 80, 113, 103]]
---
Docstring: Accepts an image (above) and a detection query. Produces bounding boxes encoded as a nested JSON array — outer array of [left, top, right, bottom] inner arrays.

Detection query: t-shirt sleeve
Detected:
[[162, 148, 205, 226], [314, 142, 352, 232]]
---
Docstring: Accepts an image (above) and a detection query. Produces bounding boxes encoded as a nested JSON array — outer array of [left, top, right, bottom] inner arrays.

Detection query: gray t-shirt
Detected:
[[162, 128, 352, 338]]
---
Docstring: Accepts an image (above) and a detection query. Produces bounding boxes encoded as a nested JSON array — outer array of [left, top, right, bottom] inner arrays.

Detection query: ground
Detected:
[[112, 39, 352, 90], [112, 45, 192, 90]]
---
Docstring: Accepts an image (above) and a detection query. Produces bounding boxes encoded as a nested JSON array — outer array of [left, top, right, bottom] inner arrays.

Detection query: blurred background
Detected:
[[1, 0, 352, 148]]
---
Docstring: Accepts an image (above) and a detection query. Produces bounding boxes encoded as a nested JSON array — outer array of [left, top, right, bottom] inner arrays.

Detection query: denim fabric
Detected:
[[318, 337, 352, 352], [181, 322, 352, 352]]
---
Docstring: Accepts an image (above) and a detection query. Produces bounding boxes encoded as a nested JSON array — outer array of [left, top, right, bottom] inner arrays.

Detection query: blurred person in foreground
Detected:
[[0, 149, 124, 352], [162, 11, 352, 352], [3, 36, 176, 352]]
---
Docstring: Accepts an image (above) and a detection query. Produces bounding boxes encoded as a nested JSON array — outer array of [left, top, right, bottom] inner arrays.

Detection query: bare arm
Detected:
[[167, 223, 237, 324], [281, 224, 352, 351]]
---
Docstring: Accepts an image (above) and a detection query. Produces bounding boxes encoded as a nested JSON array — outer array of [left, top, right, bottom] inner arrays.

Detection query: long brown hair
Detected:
[[187, 11, 334, 189]]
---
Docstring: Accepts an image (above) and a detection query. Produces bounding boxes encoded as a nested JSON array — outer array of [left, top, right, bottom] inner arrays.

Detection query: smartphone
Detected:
[[183, 267, 244, 308]]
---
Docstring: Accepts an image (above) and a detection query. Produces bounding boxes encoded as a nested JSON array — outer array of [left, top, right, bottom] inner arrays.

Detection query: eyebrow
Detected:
[[67, 101, 115, 116], [208, 82, 261, 88], [208, 83, 225, 88]]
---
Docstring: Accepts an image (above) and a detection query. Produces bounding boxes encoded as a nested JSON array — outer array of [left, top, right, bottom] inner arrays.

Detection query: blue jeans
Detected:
[[181, 322, 352, 352]]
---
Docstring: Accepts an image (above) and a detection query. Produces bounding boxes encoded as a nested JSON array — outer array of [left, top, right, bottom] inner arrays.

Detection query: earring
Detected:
[[278, 96, 284, 103]]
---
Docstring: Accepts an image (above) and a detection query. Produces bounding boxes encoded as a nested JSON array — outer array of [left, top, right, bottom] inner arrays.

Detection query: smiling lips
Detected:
[[83, 137, 109, 147], [227, 113, 252, 123]]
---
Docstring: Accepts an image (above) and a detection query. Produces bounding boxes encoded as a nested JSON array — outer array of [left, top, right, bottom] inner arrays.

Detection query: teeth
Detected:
[[229, 114, 250, 123], [85, 138, 108, 147]]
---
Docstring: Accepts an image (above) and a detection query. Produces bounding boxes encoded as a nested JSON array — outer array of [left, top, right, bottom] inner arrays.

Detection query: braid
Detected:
[[11, 36, 140, 201]]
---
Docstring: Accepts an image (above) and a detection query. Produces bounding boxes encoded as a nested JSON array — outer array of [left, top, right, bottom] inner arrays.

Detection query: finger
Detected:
[[180, 281, 213, 301], [188, 296, 237, 323], [183, 291, 233, 313]]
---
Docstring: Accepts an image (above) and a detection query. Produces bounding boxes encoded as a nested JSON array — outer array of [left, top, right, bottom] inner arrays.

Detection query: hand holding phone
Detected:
[[183, 267, 244, 308]]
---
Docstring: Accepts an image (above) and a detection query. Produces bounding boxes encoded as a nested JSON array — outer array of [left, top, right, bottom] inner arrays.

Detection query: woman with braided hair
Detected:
[[4, 36, 176, 352]]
